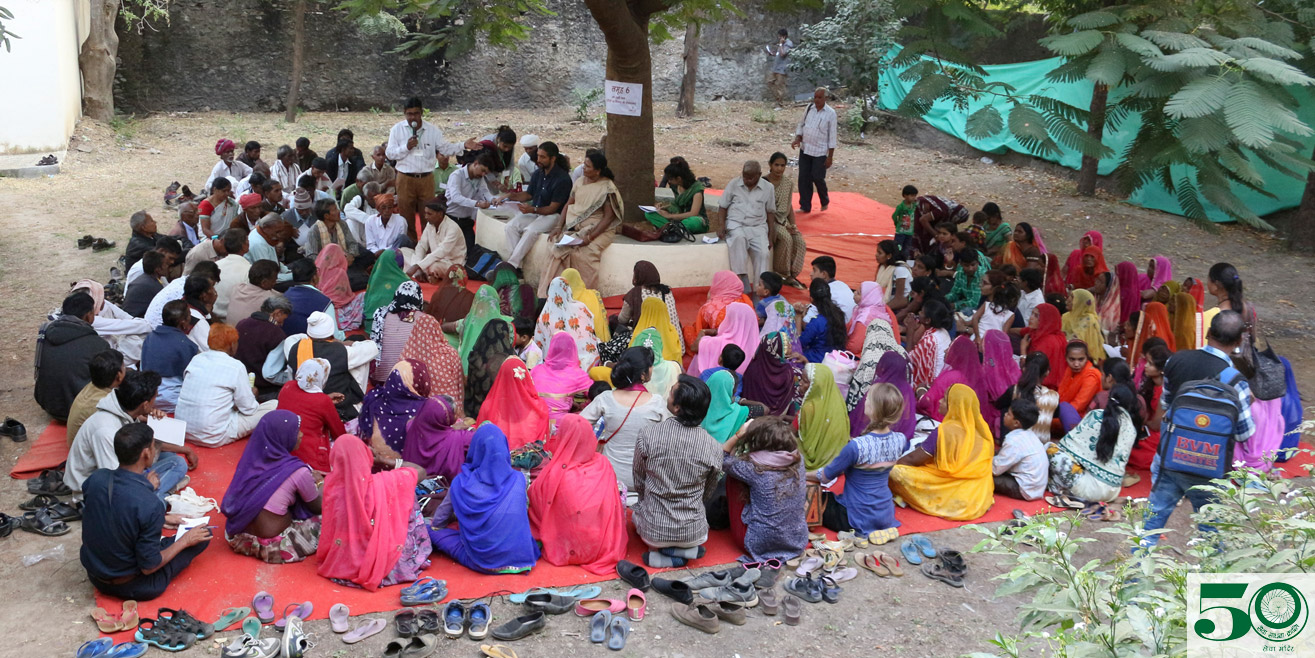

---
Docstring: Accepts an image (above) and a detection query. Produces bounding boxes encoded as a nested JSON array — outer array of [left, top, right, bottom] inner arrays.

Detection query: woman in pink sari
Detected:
[[315, 244, 365, 331], [316, 435, 430, 591], [846, 281, 900, 351], [687, 270, 751, 349], [1114, 261, 1145, 325], [978, 329, 1019, 432], [531, 333, 595, 419], [1141, 255, 1173, 300], [688, 302, 760, 375], [916, 335, 986, 423]]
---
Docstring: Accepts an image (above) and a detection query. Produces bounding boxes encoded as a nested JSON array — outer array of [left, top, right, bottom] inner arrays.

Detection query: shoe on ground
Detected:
[[490, 612, 545, 641], [651, 577, 694, 605], [1, 417, 26, 442], [670, 602, 720, 634], [616, 559, 652, 591], [523, 592, 576, 615], [759, 587, 780, 615], [280, 615, 309, 658], [696, 578, 759, 606], [467, 603, 491, 640], [784, 576, 822, 604], [709, 601, 747, 625], [223, 636, 279, 658], [442, 601, 466, 638]]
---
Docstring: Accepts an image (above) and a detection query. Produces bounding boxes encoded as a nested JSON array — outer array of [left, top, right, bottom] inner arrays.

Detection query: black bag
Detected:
[[465, 244, 503, 282], [660, 220, 695, 243], [1248, 341, 1287, 401]]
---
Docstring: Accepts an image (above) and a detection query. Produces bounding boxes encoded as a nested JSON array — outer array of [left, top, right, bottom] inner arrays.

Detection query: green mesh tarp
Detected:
[[876, 46, 1315, 223]]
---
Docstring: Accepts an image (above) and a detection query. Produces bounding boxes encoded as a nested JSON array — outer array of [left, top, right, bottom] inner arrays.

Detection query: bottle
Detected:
[[516, 182, 523, 194]]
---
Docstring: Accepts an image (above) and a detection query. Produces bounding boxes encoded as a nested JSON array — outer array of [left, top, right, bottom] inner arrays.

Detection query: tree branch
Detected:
[[628, 0, 678, 21]]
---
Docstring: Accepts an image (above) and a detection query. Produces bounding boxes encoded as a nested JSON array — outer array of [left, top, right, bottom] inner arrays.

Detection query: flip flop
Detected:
[[105, 642, 148, 658], [910, 535, 936, 558], [899, 539, 923, 565], [589, 611, 612, 644], [77, 637, 114, 658], [480, 645, 519, 658], [252, 592, 275, 624], [795, 556, 823, 576], [1045, 494, 1085, 510], [120, 601, 139, 631], [508, 585, 602, 604], [343, 618, 387, 644], [399, 578, 447, 605], [242, 616, 261, 640], [827, 566, 859, 583], [213, 607, 250, 632], [877, 552, 904, 577], [275, 601, 312, 629], [606, 616, 631, 651], [330, 603, 350, 633], [399, 577, 441, 598], [93, 607, 123, 633], [856, 553, 890, 577]]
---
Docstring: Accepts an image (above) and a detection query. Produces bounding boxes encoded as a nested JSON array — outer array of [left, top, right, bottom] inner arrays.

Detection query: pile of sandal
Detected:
[[134, 608, 214, 653], [900, 535, 967, 588], [7, 471, 82, 537], [77, 637, 146, 658]]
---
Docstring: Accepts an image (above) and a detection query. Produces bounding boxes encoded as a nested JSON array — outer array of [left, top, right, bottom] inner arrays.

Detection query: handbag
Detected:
[[804, 482, 826, 527], [621, 222, 662, 242], [1248, 340, 1287, 401], [822, 350, 858, 397], [660, 220, 696, 243]]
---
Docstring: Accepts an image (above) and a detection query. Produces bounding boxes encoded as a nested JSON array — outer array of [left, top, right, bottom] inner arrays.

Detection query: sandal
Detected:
[[481, 645, 519, 658], [20, 508, 70, 536], [877, 552, 904, 577], [27, 470, 72, 496], [252, 591, 275, 624], [46, 499, 84, 522], [78, 637, 114, 658], [819, 576, 841, 604], [275, 601, 312, 629], [134, 619, 195, 652], [394, 609, 419, 638], [856, 553, 889, 577], [921, 561, 965, 588], [0, 513, 19, 538], [93, 607, 124, 633], [1045, 493, 1085, 510], [1100, 506, 1124, 522], [92, 238, 117, 252], [105, 643, 147, 658], [19, 493, 60, 510], [214, 607, 250, 631], [157, 608, 214, 639]]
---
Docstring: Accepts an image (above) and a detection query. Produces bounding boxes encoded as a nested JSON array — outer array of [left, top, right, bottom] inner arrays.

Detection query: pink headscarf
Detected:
[[978, 330, 1020, 401], [215, 138, 236, 155], [315, 244, 355, 308], [1115, 261, 1144, 324], [1148, 255, 1173, 290], [530, 333, 595, 418], [915, 335, 984, 421], [849, 282, 888, 332], [70, 279, 106, 315], [316, 435, 418, 591], [687, 302, 759, 375]]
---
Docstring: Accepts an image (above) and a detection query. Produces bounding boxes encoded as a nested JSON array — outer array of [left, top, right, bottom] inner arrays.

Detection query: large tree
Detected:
[[79, 0, 170, 122]]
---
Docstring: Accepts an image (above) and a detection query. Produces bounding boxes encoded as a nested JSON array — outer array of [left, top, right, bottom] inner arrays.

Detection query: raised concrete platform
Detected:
[[475, 193, 729, 297], [0, 150, 63, 178]]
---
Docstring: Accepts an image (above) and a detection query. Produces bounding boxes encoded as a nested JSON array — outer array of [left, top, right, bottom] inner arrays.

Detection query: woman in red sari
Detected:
[[1021, 304, 1067, 389], [474, 356, 550, 451], [1066, 245, 1109, 291], [528, 414, 628, 575], [1062, 230, 1103, 282]]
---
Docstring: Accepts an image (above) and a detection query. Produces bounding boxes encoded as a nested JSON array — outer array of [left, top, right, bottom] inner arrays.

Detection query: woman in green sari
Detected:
[[362, 249, 409, 335], [489, 263, 536, 323], [456, 285, 511, 375], [633, 327, 682, 400], [798, 364, 851, 470], [644, 159, 708, 234]]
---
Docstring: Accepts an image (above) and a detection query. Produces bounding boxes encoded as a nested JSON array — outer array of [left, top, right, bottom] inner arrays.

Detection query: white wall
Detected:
[[0, 0, 87, 154]]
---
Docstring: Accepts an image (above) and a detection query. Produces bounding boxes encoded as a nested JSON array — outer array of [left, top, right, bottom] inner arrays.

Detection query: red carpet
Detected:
[[9, 422, 67, 479]]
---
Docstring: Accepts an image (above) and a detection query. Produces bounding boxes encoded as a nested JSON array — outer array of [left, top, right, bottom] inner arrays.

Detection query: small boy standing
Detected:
[[992, 399, 1048, 501], [892, 185, 918, 257]]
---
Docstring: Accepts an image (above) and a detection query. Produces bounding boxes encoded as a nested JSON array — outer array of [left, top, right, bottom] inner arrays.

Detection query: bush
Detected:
[[571, 88, 603, 123]]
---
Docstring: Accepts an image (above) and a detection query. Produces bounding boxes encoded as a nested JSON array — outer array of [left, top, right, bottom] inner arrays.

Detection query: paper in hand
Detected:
[[177, 516, 209, 534], [637, 205, 659, 213], [556, 234, 584, 247], [147, 416, 187, 447]]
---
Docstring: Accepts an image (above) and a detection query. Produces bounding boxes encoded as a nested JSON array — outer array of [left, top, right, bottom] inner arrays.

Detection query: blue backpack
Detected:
[[1160, 366, 1247, 479]]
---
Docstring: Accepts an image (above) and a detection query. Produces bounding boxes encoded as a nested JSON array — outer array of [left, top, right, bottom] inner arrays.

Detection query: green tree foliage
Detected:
[[790, 0, 902, 118], [0, 6, 19, 52], [338, 0, 555, 58], [893, 1, 1315, 229]]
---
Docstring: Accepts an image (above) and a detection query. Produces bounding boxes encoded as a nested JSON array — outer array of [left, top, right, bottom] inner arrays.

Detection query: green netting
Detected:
[[876, 45, 1315, 223]]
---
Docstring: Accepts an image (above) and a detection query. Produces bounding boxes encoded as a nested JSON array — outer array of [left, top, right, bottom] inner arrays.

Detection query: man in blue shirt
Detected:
[[500, 142, 572, 270], [1140, 310, 1255, 549], [81, 424, 211, 600]]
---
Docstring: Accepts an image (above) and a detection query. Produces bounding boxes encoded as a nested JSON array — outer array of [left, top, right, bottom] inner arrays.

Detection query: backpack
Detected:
[[464, 244, 503, 282], [1159, 366, 1247, 479]]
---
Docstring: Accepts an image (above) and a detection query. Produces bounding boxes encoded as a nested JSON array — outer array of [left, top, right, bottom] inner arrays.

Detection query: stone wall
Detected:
[[115, 0, 826, 113]]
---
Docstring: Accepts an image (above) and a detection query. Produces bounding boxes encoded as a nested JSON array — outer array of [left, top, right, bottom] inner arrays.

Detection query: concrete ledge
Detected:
[[475, 208, 731, 297], [0, 151, 64, 178]]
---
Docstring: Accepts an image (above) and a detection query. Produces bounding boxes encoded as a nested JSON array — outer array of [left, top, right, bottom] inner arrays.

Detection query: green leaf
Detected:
[[1066, 10, 1120, 30], [1218, 148, 1266, 187], [1173, 176, 1210, 223], [1178, 115, 1233, 153], [1230, 37, 1303, 61], [1238, 58, 1315, 87], [896, 73, 953, 117], [1040, 30, 1105, 57], [1046, 56, 1094, 84], [1114, 32, 1163, 58], [1087, 47, 1126, 86], [1147, 47, 1234, 73], [1008, 103, 1059, 157], [1225, 80, 1277, 147], [1142, 30, 1211, 51], [1164, 76, 1231, 119], [965, 105, 1004, 139]]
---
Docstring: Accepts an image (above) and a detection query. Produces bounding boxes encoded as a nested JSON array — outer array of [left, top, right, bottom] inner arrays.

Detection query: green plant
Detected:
[[792, 0, 902, 120], [968, 450, 1315, 657], [109, 114, 138, 141], [571, 88, 603, 123], [750, 108, 778, 124], [845, 105, 867, 134]]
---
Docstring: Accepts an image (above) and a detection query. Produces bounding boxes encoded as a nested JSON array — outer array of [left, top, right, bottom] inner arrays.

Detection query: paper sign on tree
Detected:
[[604, 80, 642, 117]]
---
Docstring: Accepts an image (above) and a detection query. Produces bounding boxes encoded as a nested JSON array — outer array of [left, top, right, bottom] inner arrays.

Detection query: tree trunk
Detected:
[[675, 22, 699, 118], [79, 0, 121, 122], [1290, 146, 1315, 250], [585, 0, 660, 219], [1076, 82, 1108, 197], [284, 0, 307, 123]]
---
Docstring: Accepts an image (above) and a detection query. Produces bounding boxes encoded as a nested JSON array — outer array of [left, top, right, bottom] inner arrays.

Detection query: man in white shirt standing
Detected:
[[365, 193, 410, 255], [718, 161, 776, 296], [444, 153, 496, 258], [791, 87, 838, 213], [385, 97, 479, 242]]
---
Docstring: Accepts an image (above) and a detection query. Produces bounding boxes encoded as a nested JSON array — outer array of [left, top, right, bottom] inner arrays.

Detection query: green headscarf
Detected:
[[490, 264, 526, 317], [798, 364, 851, 470], [362, 249, 409, 335], [634, 327, 680, 400], [458, 285, 510, 375], [701, 369, 749, 443]]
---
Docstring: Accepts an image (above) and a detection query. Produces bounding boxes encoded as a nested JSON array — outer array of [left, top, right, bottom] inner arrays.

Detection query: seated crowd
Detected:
[[33, 111, 1296, 602]]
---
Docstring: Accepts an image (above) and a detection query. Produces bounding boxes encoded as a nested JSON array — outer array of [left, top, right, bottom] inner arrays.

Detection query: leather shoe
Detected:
[[1, 417, 26, 443], [669, 602, 720, 634], [616, 559, 651, 591], [490, 611, 546, 641], [524, 592, 576, 615], [651, 577, 693, 605]]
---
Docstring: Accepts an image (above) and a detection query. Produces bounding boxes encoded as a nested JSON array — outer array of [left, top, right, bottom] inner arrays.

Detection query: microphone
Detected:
[[410, 120, 420, 137]]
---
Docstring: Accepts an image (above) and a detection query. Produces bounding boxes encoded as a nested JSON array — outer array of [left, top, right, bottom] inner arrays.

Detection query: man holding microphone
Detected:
[[386, 97, 480, 242]]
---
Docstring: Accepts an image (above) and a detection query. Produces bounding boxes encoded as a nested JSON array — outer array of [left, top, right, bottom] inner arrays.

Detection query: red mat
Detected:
[[9, 421, 67, 479]]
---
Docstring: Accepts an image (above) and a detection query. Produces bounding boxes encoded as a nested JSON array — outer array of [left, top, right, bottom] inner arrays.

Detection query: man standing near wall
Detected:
[[385, 98, 479, 242], [766, 29, 792, 110], [791, 87, 837, 214]]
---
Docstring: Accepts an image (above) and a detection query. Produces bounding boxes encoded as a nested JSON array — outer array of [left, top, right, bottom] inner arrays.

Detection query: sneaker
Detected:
[[684, 565, 747, 591], [670, 602, 720, 634], [467, 603, 491, 640], [224, 637, 280, 658], [280, 616, 310, 658], [696, 569, 760, 606], [443, 601, 466, 638]]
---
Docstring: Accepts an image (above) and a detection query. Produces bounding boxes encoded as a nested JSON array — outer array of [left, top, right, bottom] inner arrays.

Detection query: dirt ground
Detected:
[[0, 101, 1309, 657]]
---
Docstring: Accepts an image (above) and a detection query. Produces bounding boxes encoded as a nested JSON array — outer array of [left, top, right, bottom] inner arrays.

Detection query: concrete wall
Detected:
[[115, 0, 825, 113], [0, 0, 87, 154]]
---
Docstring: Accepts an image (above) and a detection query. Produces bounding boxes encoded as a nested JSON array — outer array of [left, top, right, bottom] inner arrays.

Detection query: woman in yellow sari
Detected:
[[889, 384, 993, 521], [630, 296, 683, 362], [561, 268, 610, 342], [539, 152, 623, 297], [1061, 289, 1108, 362], [1170, 292, 1199, 351]]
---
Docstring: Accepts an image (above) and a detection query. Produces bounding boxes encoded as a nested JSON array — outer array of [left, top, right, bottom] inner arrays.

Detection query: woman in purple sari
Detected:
[[848, 352, 916, 439], [358, 359, 430, 455], [741, 331, 800, 417], [401, 396, 473, 483], [221, 410, 322, 563], [915, 335, 985, 421]]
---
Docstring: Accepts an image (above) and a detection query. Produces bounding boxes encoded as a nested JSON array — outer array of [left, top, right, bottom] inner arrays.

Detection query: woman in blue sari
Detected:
[[428, 423, 540, 573]]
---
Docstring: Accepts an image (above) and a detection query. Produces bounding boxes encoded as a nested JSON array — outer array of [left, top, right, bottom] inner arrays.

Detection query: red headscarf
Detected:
[[1029, 304, 1068, 389], [315, 244, 354, 308], [215, 138, 236, 155], [1063, 230, 1103, 280], [1066, 245, 1109, 290], [527, 414, 628, 575], [1044, 253, 1065, 296], [316, 435, 418, 591], [474, 356, 549, 450]]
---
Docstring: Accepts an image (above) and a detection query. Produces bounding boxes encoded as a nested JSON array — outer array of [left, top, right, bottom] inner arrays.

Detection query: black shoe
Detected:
[[77, 235, 94, 250], [524, 592, 577, 615], [0, 417, 25, 442], [616, 559, 651, 591], [938, 549, 967, 577], [651, 577, 694, 605], [489, 611, 546, 641]]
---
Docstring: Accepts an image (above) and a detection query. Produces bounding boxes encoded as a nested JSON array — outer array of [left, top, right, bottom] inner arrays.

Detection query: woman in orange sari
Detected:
[[994, 222, 1043, 271], [889, 384, 994, 521], [1170, 292, 1199, 352], [686, 270, 751, 349]]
